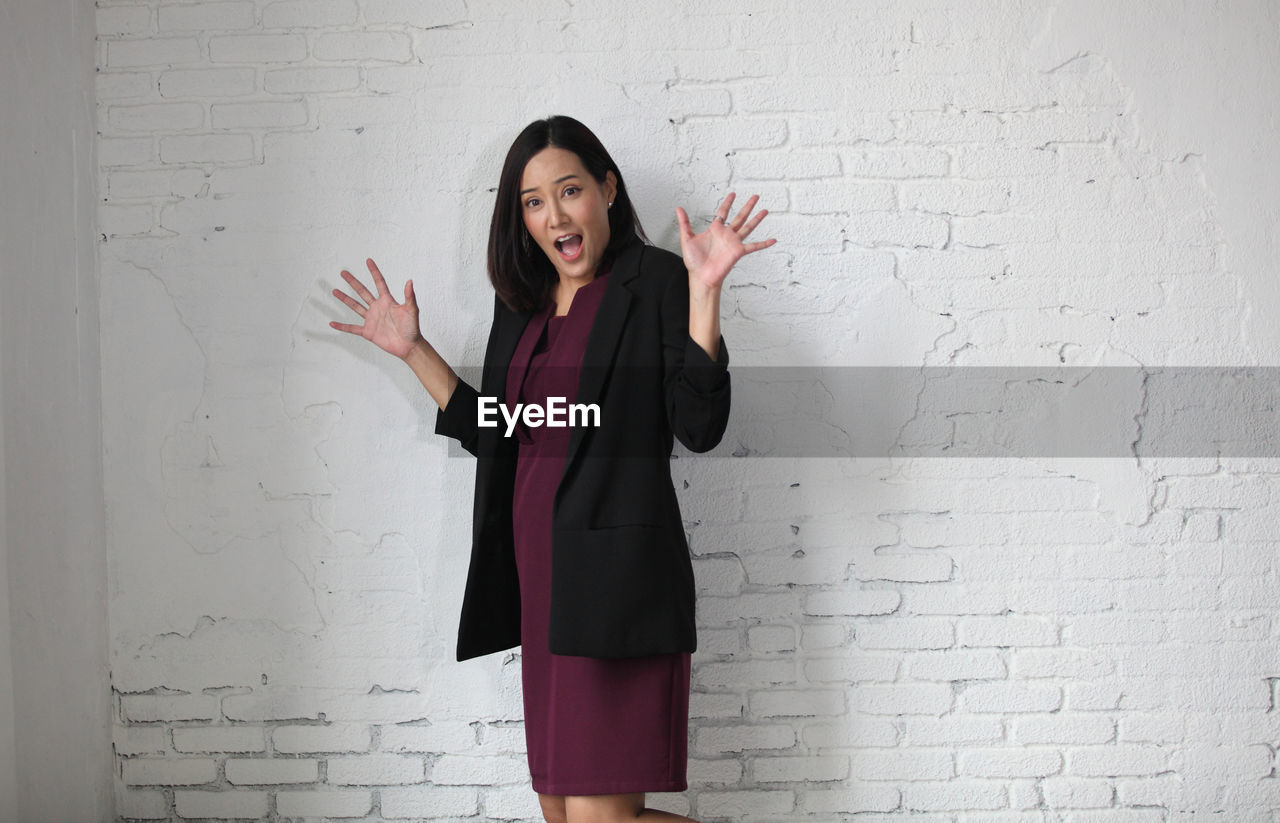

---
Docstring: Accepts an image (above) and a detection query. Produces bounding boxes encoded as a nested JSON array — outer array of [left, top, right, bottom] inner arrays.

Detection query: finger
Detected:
[[716, 192, 736, 221], [743, 238, 778, 254], [729, 194, 761, 231], [367, 258, 392, 301], [738, 208, 769, 239], [404, 278, 417, 307], [330, 320, 364, 335], [675, 206, 694, 241], [341, 269, 377, 306], [332, 288, 368, 317]]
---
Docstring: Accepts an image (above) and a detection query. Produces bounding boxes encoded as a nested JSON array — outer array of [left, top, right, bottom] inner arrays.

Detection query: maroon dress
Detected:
[[504, 265, 691, 796]]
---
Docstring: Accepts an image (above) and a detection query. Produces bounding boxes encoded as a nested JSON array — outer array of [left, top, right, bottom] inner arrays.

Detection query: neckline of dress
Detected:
[[550, 267, 610, 319]]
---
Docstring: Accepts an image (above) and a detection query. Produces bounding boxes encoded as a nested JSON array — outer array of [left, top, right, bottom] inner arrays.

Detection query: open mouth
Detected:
[[554, 234, 583, 261]]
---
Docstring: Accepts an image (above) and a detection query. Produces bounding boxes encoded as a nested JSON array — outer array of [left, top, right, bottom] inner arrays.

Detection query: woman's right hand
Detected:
[[330, 258, 422, 360]]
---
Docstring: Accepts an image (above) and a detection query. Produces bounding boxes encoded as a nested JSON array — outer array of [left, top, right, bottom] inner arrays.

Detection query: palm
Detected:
[[330, 258, 421, 359], [676, 193, 776, 291], [360, 294, 418, 356]]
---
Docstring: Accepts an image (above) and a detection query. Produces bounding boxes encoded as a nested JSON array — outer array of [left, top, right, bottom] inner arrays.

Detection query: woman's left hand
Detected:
[[676, 192, 777, 294]]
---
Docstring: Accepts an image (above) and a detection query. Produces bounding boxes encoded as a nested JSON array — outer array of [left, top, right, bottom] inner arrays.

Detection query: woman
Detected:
[[330, 115, 774, 823]]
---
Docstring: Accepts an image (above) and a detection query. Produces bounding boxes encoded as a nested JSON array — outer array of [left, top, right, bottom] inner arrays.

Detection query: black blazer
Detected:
[[434, 237, 731, 661]]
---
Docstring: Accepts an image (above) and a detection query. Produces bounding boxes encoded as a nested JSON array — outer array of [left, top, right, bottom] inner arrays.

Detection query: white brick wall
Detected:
[[96, 1, 1280, 821]]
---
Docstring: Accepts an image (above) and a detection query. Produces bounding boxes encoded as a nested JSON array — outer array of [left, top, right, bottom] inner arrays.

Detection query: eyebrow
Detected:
[[520, 174, 580, 196]]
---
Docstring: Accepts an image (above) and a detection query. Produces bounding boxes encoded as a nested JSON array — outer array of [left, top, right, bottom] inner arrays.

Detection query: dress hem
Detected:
[[531, 776, 688, 796]]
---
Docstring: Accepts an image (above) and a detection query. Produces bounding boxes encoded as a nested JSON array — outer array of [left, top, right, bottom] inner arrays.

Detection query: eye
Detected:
[[523, 197, 541, 209], [562, 185, 580, 197]]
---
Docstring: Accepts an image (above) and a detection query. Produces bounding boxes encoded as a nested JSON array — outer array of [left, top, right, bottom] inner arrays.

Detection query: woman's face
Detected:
[[519, 146, 617, 284]]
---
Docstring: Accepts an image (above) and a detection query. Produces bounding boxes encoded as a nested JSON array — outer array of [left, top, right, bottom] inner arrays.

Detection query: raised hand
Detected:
[[330, 258, 422, 360], [675, 192, 776, 293]]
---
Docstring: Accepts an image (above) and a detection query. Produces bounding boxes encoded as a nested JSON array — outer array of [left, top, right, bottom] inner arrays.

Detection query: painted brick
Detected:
[[695, 659, 797, 688], [107, 37, 202, 67], [750, 689, 846, 718], [901, 778, 1007, 811], [107, 102, 204, 132], [697, 790, 795, 817], [209, 34, 307, 63], [106, 168, 206, 200], [901, 716, 1008, 752], [907, 649, 1006, 680], [802, 785, 900, 814], [99, 137, 155, 166], [754, 755, 849, 783], [851, 748, 953, 781], [264, 66, 360, 94], [160, 134, 255, 164], [858, 618, 955, 650], [100, 203, 156, 236], [429, 755, 527, 786], [313, 31, 413, 63], [172, 725, 266, 753], [274, 790, 374, 817], [485, 785, 551, 819], [261, 0, 358, 29], [380, 721, 477, 753], [121, 694, 217, 723], [98, 5, 152, 36], [689, 692, 744, 720], [687, 757, 743, 785], [159, 67, 256, 98], [959, 747, 1063, 778], [1069, 745, 1173, 777], [116, 788, 168, 820], [362, 0, 466, 27], [1040, 776, 1114, 808], [962, 682, 1063, 713], [853, 683, 954, 716], [696, 725, 795, 754], [113, 725, 168, 756], [380, 786, 480, 818], [747, 624, 795, 652], [121, 757, 217, 786], [157, 3, 255, 32], [805, 590, 900, 617], [224, 757, 319, 785], [326, 754, 426, 785], [210, 100, 308, 129], [958, 615, 1059, 647], [97, 70, 154, 99], [272, 724, 371, 753], [801, 623, 849, 649], [174, 790, 269, 818], [692, 556, 745, 595], [1013, 716, 1116, 752]]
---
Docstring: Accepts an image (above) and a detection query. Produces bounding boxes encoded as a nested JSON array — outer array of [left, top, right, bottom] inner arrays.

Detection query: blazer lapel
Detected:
[[485, 301, 532, 402], [562, 239, 644, 473]]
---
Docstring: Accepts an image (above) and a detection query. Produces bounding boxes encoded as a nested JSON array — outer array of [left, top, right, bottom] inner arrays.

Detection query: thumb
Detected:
[[404, 279, 416, 307], [675, 206, 693, 242]]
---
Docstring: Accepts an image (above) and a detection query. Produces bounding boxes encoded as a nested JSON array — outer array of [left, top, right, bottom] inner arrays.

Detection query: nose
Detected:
[[546, 198, 568, 227]]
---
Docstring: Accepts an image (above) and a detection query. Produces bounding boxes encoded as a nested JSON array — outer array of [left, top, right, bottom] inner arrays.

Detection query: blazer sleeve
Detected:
[[660, 251, 732, 453], [434, 377, 480, 457], [434, 295, 505, 458]]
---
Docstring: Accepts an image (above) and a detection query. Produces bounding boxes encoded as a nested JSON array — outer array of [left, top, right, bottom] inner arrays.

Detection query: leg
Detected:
[[538, 792, 568, 823], [565, 793, 698, 823]]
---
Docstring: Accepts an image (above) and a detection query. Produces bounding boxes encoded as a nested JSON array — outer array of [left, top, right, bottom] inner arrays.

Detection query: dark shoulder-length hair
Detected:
[[488, 115, 647, 314]]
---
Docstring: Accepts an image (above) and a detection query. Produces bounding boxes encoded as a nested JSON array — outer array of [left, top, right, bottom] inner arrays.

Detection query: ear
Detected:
[[604, 170, 618, 206]]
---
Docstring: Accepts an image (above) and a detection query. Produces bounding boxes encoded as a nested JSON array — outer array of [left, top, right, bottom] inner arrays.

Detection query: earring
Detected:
[[608, 201, 613, 208]]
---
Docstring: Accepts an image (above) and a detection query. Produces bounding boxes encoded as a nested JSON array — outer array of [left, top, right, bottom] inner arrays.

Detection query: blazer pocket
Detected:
[[548, 524, 697, 658]]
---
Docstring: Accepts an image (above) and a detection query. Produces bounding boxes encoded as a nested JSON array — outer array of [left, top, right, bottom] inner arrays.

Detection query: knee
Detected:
[[538, 793, 568, 823]]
